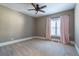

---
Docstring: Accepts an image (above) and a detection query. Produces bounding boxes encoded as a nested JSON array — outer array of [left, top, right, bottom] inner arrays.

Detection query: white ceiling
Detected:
[[0, 3, 76, 17]]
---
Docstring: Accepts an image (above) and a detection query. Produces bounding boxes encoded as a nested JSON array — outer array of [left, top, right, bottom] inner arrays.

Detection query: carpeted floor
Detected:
[[0, 39, 78, 56]]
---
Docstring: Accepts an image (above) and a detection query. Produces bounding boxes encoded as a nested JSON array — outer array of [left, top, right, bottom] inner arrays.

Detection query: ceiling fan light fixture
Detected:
[[28, 3, 47, 14]]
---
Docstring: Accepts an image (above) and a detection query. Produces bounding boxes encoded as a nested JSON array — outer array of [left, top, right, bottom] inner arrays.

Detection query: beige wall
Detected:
[[35, 10, 74, 41], [35, 17, 47, 37], [75, 4, 79, 48], [0, 5, 35, 43]]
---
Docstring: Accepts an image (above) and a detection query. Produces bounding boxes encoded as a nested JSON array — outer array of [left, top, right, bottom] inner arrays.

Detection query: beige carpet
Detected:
[[0, 39, 78, 56]]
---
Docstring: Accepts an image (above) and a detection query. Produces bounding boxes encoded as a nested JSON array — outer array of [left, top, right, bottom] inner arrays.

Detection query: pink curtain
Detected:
[[46, 17, 51, 40], [60, 15, 70, 44]]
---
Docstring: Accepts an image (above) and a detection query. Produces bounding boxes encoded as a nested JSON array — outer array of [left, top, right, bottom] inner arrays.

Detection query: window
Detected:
[[50, 17, 60, 36]]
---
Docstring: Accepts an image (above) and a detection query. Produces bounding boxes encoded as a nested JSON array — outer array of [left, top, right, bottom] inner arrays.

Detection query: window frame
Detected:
[[50, 17, 60, 37]]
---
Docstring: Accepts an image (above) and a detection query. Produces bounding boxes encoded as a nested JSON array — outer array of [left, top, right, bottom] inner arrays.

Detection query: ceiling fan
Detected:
[[28, 3, 47, 14]]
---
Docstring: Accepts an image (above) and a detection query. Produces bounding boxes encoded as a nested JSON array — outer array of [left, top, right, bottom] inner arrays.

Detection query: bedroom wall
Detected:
[[0, 5, 35, 43], [75, 3, 79, 48], [35, 17, 47, 37], [35, 9, 74, 41]]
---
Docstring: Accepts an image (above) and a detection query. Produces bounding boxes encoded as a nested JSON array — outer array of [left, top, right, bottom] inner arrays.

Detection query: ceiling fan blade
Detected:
[[40, 5, 47, 9], [28, 9, 35, 11], [39, 10, 45, 13], [31, 3, 36, 9]]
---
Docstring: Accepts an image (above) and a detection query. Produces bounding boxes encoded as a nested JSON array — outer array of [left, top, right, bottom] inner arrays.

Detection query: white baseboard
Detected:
[[34, 36, 46, 39], [75, 44, 79, 55], [0, 36, 36, 47], [0, 36, 46, 47]]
